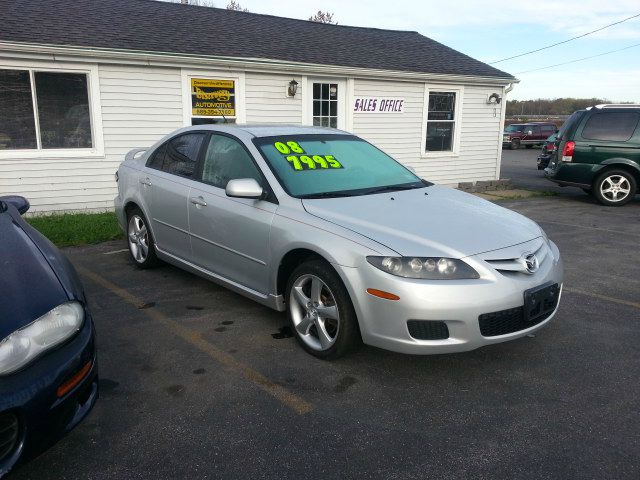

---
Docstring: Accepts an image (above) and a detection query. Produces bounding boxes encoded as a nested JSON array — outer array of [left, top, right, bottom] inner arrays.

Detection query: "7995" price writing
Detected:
[[274, 141, 343, 171]]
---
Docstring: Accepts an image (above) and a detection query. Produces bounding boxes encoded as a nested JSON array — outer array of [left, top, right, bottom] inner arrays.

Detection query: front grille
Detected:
[[407, 320, 449, 340], [479, 305, 552, 337], [0, 412, 19, 462]]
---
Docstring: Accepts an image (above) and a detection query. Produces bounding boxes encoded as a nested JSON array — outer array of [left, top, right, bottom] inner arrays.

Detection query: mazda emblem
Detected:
[[522, 253, 539, 274]]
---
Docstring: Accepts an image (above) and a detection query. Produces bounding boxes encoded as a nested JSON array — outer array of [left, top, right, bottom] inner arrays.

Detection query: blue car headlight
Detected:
[[367, 256, 479, 279], [0, 302, 84, 376]]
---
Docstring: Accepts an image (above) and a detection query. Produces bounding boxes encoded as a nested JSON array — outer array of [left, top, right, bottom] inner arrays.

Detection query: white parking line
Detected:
[[102, 248, 129, 255]]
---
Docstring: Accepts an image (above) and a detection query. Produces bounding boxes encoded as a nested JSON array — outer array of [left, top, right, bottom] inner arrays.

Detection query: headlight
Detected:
[[0, 302, 84, 375], [367, 256, 479, 279]]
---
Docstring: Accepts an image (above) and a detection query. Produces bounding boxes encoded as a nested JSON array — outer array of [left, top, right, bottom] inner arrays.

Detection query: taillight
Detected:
[[546, 143, 554, 152], [561, 141, 575, 162]]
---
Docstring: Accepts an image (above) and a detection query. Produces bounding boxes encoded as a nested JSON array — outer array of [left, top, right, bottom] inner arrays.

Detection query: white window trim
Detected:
[[304, 77, 347, 130], [0, 60, 104, 159], [181, 69, 245, 126], [420, 84, 464, 158]]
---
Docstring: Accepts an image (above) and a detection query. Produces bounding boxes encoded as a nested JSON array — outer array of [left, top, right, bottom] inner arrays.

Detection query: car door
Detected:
[[189, 133, 277, 294], [141, 132, 206, 261]]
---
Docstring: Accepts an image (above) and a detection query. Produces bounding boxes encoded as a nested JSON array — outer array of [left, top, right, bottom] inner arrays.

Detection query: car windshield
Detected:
[[505, 125, 525, 132], [254, 135, 426, 198]]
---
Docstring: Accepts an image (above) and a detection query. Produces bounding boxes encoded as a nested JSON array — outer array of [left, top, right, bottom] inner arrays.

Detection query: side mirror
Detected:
[[1, 195, 30, 215], [225, 178, 264, 199], [526, 130, 533, 135]]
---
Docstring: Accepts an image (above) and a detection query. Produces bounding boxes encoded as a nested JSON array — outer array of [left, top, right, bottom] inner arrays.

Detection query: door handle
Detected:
[[140, 178, 152, 186], [190, 196, 207, 207]]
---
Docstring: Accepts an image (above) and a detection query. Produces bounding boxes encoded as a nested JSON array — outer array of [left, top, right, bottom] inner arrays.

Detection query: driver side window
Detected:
[[201, 134, 262, 189]]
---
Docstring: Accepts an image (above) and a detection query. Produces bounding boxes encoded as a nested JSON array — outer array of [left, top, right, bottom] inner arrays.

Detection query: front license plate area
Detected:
[[524, 282, 559, 323]]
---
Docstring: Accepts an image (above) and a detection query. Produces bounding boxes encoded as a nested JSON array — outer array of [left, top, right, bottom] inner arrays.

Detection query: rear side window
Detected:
[[541, 125, 556, 134], [148, 133, 205, 177], [581, 112, 640, 142]]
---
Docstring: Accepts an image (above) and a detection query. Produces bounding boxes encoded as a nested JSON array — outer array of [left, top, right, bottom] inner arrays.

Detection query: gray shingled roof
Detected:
[[0, 0, 513, 79]]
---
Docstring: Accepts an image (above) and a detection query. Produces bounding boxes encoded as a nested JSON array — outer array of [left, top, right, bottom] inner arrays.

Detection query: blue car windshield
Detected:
[[254, 135, 426, 198]]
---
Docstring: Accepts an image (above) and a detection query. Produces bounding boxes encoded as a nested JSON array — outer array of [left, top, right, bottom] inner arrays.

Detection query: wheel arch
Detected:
[[595, 159, 640, 190]]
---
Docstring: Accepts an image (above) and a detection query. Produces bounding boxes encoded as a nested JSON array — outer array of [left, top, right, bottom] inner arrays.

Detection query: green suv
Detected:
[[545, 105, 640, 206]]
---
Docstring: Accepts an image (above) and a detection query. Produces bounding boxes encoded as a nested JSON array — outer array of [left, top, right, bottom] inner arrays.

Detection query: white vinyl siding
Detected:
[[245, 73, 302, 123], [351, 79, 504, 185], [0, 64, 183, 213], [0, 56, 507, 213]]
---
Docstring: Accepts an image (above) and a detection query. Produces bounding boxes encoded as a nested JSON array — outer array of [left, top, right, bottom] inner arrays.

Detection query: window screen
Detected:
[[0, 68, 93, 151], [426, 92, 456, 152], [582, 112, 639, 142], [201, 135, 261, 188], [160, 133, 204, 177], [34, 72, 92, 149], [0, 69, 37, 150]]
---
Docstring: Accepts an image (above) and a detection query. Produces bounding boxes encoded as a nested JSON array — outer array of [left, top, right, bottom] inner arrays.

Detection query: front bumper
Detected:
[[0, 311, 98, 476], [340, 239, 563, 355]]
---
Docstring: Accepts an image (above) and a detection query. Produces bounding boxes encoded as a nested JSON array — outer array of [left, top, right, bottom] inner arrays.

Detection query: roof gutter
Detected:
[[0, 41, 517, 86]]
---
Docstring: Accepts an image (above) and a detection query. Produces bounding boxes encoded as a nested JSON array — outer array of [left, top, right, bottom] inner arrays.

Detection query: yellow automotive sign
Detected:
[[191, 78, 235, 117]]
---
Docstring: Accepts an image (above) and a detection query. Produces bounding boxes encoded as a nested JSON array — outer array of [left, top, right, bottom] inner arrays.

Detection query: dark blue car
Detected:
[[0, 196, 98, 477]]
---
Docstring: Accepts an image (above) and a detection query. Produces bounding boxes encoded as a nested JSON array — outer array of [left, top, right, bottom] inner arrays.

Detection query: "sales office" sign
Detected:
[[353, 97, 405, 114]]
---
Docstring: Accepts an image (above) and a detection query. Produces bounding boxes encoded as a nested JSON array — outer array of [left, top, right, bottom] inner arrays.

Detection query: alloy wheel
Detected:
[[600, 175, 631, 203], [289, 274, 340, 351], [128, 214, 150, 263]]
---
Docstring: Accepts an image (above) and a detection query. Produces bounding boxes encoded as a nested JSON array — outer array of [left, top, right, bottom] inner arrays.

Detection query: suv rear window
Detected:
[[581, 112, 640, 142]]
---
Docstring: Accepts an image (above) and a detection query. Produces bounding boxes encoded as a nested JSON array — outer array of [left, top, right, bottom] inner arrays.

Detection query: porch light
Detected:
[[288, 79, 298, 97]]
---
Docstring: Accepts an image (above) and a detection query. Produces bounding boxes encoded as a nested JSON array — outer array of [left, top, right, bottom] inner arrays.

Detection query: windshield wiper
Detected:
[[359, 183, 425, 195], [299, 191, 360, 199]]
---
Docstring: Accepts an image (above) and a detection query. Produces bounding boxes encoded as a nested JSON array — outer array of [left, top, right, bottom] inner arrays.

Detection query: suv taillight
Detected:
[[561, 141, 575, 162]]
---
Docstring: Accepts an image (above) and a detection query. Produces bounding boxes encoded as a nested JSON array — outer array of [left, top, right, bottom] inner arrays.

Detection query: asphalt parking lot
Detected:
[[10, 155, 640, 479]]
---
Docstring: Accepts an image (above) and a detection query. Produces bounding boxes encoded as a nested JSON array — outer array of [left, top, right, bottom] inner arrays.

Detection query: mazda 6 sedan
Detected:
[[115, 125, 563, 359]]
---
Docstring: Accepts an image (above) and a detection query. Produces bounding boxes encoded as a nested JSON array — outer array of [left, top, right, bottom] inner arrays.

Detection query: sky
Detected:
[[167, 0, 640, 101]]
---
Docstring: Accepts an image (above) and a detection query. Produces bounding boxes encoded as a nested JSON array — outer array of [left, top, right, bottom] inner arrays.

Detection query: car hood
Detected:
[[0, 209, 69, 341], [302, 185, 542, 257]]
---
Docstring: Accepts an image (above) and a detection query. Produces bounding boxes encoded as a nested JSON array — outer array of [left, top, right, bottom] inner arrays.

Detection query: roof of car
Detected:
[[184, 124, 351, 138], [0, 0, 514, 80]]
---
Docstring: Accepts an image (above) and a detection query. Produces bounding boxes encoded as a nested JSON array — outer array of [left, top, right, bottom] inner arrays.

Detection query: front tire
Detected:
[[285, 260, 359, 359], [127, 207, 159, 268], [593, 170, 636, 206], [510, 139, 520, 150]]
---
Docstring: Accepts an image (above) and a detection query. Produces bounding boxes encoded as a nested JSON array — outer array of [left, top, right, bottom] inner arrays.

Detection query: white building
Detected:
[[0, 0, 515, 213]]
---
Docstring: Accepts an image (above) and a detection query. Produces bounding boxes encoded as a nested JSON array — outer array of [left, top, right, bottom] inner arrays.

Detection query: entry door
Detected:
[[308, 79, 346, 130], [189, 133, 277, 294]]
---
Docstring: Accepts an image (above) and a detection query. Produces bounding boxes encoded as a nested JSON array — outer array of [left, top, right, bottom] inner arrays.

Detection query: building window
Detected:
[[312, 82, 338, 128], [0, 69, 93, 151], [425, 91, 456, 152]]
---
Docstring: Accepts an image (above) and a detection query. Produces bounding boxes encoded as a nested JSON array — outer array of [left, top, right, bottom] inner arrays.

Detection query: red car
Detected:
[[503, 122, 557, 150]]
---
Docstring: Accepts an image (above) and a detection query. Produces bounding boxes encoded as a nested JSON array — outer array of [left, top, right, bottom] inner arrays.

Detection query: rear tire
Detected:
[[127, 207, 159, 268], [593, 170, 636, 206], [285, 260, 359, 360], [510, 139, 520, 150]]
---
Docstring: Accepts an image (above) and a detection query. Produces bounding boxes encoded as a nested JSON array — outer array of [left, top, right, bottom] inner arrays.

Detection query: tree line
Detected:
[[506, 98, 616, 116]]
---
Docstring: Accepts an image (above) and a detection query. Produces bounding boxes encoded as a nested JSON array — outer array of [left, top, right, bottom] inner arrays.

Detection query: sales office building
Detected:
[[0, 0, 515, 213]]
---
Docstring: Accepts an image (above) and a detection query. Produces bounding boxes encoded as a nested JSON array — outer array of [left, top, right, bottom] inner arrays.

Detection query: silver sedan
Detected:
[[115, 125, 563, 359]]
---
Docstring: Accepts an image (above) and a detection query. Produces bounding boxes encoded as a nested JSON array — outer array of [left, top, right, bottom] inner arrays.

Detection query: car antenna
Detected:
[[221, 114, 228, 124]]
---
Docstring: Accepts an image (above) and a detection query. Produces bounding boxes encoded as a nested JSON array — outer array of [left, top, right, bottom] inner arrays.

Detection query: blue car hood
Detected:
[[0, 210, 68, 341]]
